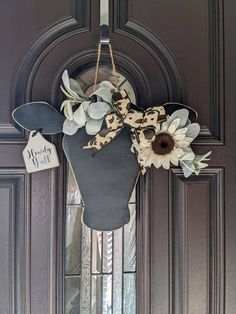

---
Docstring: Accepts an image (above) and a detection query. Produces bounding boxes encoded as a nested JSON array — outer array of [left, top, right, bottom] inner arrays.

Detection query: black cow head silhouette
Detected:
[[12, 100, 197, 231]]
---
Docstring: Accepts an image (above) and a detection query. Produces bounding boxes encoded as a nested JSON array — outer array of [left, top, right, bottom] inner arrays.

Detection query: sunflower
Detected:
[[133, 109, 201, 174]]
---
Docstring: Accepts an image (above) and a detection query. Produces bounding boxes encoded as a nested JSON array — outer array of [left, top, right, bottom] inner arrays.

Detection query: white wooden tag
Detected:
[[23, 131, 60, 173]]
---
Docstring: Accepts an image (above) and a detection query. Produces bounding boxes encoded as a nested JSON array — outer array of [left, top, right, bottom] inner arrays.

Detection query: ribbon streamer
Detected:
[[83, 89, 167, 152]]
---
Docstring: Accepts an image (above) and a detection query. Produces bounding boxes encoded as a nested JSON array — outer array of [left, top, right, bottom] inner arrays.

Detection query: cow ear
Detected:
[[12, 102, 65, 134], [163, 102, 198, 122]]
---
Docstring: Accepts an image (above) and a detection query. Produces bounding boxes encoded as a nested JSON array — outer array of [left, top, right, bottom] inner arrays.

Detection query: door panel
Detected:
[[0, 170, 29, 314], [0, 0, 235, 313], [170, 169, 224, 314], [112, 0, 224, 144]]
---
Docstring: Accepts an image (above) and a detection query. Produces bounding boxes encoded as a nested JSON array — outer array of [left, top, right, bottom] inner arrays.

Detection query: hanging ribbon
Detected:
[[84, 37, 167, 152], [83, 89, 167, 151], [94, 42, 120, 92]]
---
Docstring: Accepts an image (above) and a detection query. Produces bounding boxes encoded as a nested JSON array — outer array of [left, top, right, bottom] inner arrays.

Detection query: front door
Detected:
[[0, 0, 235, 313]]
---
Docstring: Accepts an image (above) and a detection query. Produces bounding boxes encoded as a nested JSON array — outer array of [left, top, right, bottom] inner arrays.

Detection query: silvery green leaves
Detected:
[[164, 109, 201, 148], [180, 150, 212, 178], [73, 101, 89, 127], [61, 70, 114, 136], [87, 102, 111, 119], [85, 118, 104, 135], [164, 109, 211, 177], [60, 70, 87, 122], [61, 70, 86, 101], [63, 119, 80, 136], [62, 100, 112, 136], [90, 86, 114, 103]]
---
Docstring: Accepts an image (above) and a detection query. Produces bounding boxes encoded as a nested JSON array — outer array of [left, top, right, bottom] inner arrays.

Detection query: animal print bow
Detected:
[[83, 89, 167, 151]]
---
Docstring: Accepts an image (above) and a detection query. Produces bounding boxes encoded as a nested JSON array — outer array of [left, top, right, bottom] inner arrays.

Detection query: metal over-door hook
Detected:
[[99, 24, 110, 45], [95, 24, 119, 91]]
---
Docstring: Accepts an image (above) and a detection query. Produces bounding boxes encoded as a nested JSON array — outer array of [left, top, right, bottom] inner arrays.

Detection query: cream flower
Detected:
[[133, 109, 201, 175]]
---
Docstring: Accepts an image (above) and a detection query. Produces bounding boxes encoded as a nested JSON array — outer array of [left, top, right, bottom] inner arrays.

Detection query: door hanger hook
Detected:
[[99, 24, 110, 45]]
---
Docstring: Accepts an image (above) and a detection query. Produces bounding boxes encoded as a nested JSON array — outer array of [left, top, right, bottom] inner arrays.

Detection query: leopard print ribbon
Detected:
[[83, 89, 166, 151]]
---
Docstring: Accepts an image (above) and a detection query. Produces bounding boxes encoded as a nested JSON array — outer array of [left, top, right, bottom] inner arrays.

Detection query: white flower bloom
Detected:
[[133, 109, 201, 175]]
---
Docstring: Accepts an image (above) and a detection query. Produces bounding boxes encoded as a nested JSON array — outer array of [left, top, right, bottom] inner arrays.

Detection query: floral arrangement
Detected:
[[11, 68, 212, 231], [61, 70, 116, 136], [60, 70, 211, 178], [11, 25, 214, 232]]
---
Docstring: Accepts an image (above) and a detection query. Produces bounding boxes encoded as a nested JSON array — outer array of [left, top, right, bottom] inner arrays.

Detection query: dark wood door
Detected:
[[0, 0, 235, 313]]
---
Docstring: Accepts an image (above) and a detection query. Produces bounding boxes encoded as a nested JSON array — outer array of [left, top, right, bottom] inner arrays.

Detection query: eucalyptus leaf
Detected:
[[180, 163, 194, 178], [69, 78, 86, 99], [62, 70, 78, 99], [85, 118, 104, 135], [185, 123, 200, 140], [60, 85, 74, 99], [193, 151, 212, 164], [63, 119, 80, 135], [90, 87, 113, 103], [64, 102, 74, 120], [166, 109, 189, 128], [180, 151, 195, 161], [168, 118, 180, 134], [99, 81, 116, 90], [87, 102, 111, 119], [73, 105, 87, 127], [82, 101, 91, 111], [180, 160, 195, 178], [193, 152, 211, 172], [194, 162, 208, 171], [60, 99, 71, 111]]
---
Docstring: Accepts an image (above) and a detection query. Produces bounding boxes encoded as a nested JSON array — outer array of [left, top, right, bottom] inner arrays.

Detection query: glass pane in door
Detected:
[[65, 167, 137, 314]]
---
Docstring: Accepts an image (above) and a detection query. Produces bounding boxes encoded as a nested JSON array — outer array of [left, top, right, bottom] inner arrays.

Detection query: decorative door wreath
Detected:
[[12, 42, 211, 231]]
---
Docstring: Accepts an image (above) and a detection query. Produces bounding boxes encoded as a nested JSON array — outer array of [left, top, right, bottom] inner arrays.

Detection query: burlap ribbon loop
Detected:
[[83, 89, 167, 151]]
